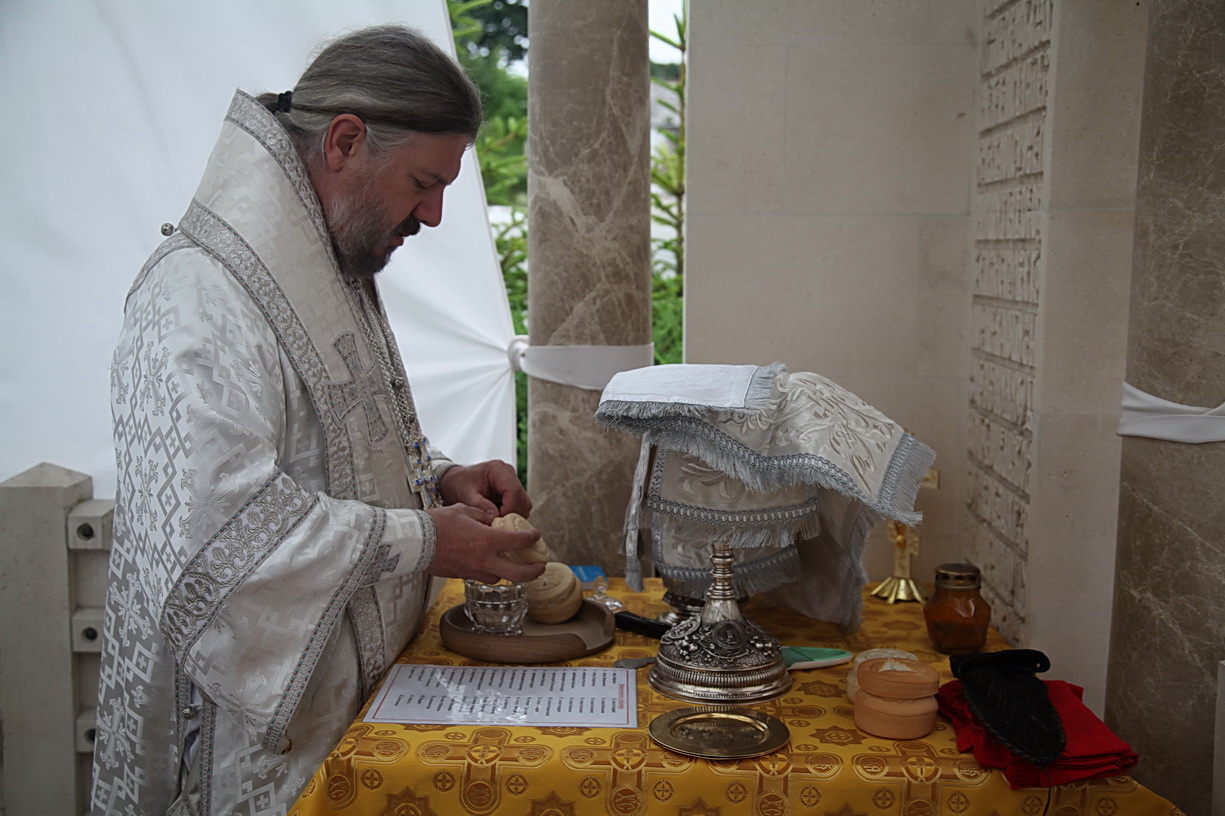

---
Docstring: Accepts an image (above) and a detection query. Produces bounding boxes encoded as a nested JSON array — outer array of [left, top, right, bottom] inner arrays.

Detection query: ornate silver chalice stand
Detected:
[[657, 538, 750, 626], [648, 539, 791, 703], [657, 587, 705, 626]]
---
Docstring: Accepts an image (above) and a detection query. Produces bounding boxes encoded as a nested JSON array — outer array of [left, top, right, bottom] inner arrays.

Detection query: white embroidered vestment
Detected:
[[92, 91, 450, 816]]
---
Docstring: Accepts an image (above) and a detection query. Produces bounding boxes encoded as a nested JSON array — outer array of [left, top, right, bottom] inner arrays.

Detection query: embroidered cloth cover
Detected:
[[597, 364, 935, 628]]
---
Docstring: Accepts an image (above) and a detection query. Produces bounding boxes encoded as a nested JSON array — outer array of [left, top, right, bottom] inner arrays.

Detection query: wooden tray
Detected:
[[439, 599, 615, 663]]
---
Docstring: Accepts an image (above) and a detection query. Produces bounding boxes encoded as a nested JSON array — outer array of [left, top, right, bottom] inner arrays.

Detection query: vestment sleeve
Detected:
[[113, 249, 435, 752]]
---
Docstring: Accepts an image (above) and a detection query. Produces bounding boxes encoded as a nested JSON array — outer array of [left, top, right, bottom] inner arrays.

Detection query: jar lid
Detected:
[[856, 657, 939, 698], [934, 562, 981, 588]]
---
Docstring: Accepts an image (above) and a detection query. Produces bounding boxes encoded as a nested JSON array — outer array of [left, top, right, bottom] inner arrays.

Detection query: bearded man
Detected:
[[92, 25, 545, 816]]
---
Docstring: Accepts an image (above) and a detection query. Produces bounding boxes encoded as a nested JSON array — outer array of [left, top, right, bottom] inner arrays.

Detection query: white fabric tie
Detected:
[[1117, 382, 1225, 443], [508, 337, 655, 391]]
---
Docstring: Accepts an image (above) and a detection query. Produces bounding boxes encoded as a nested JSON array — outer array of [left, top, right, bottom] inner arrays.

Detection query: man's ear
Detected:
[[322, 114, 367, 171]]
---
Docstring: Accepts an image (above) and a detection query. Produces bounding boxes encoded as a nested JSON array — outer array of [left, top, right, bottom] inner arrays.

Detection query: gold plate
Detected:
[[649, 706, 790, 759]]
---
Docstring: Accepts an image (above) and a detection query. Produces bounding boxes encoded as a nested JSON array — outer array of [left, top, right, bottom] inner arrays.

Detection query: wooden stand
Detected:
[[439, 599, 615, 663]]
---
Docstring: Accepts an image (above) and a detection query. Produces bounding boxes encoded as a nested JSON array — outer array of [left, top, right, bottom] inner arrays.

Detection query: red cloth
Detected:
[[937, 679, 1139, 789]]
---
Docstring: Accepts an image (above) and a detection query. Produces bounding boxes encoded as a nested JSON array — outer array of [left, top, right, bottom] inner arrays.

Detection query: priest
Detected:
[[91, 25, 545, 816]]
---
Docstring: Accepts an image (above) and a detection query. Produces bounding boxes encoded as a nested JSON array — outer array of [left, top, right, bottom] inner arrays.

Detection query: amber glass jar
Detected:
[[923, 563, 991, 654]]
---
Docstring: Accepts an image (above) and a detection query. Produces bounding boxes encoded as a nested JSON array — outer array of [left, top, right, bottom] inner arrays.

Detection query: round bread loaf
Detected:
[[525, 561, 583, 624], [493, 513, 550, 564]]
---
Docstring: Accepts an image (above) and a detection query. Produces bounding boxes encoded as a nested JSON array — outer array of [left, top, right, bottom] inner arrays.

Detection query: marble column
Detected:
[[1107, 2, 1225, 813], [526, 1, 652, 572]]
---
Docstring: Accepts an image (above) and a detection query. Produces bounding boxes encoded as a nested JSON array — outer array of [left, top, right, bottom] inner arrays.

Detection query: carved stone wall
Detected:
[[965, 0, 1052, 642], [966, 0, 1146, 713]]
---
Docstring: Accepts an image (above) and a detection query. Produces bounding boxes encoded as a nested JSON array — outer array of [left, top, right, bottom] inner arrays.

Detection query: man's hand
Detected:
[[425, 504, 547, 584], [438, 460, 532, 519]]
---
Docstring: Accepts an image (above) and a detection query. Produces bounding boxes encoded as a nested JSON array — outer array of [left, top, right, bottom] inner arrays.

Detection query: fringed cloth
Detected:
[[596, 363, 935, 630]]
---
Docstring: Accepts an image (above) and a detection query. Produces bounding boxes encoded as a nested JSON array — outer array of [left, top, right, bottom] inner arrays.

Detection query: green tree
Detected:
[[453, 0, 527, 62], [451, 0, 530, 479], [451, 0, 528, 205], [650, 9, 687, 365]]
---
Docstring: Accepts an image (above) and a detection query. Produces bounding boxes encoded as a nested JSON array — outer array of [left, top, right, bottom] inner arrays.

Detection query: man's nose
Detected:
[[413, 189, 444, 228]]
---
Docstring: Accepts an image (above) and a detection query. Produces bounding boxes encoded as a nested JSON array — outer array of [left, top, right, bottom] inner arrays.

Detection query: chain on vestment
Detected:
[[346, 277, 444, 508]]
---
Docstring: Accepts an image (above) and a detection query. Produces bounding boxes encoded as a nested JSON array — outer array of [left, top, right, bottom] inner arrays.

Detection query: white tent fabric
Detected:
[[0, 0, 516, 498]]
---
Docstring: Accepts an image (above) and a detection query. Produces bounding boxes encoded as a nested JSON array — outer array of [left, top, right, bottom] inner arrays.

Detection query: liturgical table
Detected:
[[290, 578, 1183, 816]]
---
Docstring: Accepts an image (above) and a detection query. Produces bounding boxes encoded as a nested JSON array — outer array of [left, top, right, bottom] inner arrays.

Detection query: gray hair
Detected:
[[259, 24, 483, 166]]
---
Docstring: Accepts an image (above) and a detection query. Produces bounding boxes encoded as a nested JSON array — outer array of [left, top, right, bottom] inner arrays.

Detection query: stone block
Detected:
[[686, 214, 920, 377], [968, 411, 1031, 493], [962, 514, 1024, 643], [0, 463, 95, 816], [685, 41, 786, 216], [978, 52, 1049, 130], [973, 247, 1041, 304], [782, 43, 976, 216], [971, 302, 1036, 366], [973, 179, 1045, 242], [966, 467, 1029, 552], [696, 0, 931, 45], [979, 0, 1053, 76], [67, 499, 113, 552], [969, 356, 1033, 428], [977, 113, 1046, 184]]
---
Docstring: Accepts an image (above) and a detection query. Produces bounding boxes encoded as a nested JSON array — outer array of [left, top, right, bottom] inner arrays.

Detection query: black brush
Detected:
[[951, 649, 1066, 767]]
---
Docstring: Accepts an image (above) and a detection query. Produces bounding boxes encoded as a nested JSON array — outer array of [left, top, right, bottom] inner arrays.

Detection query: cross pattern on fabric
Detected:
[[560, 731, 696, 814], [309, 723, 411, 810], [1036, 779, 1130, 816], [417, 727, 552, 814], [700, 745, 831, 812], [326, 332, 391, 446], [851, 738, 990, 809]]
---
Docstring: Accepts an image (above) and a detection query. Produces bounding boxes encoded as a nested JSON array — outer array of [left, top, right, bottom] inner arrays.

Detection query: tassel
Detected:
[[622, 436, 652, 592]]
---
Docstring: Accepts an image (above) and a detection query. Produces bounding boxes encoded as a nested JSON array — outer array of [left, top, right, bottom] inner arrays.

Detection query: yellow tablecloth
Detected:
[[291, 579, 1183, 815]]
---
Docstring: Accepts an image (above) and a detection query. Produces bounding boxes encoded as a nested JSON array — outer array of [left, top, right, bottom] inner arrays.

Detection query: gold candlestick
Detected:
[[871, 520, 925, 603]]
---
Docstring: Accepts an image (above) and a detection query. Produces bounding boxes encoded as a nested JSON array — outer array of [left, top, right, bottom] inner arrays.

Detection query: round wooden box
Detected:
[[854, 692, 939, 740], [852, 657, 940, 740]]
